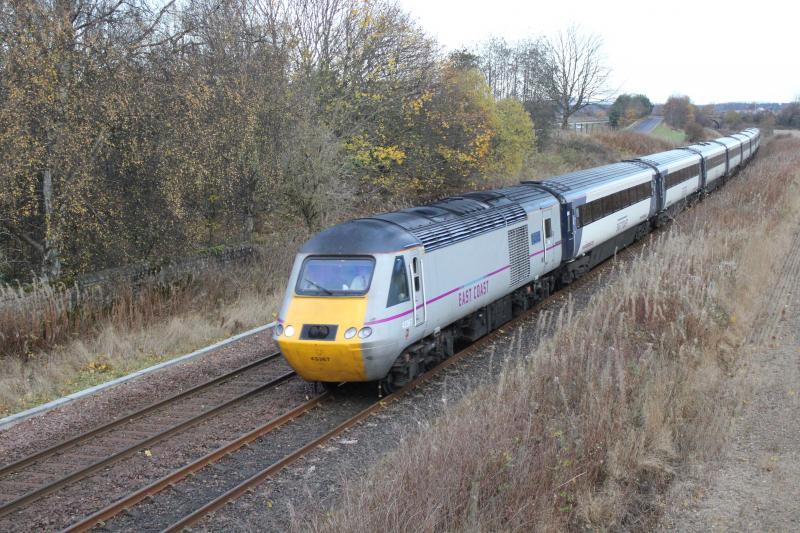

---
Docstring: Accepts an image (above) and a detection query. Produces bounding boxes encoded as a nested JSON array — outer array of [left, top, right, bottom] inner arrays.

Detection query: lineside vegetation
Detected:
[[0, 130, 671, 416], [304, 136, 800, 531]]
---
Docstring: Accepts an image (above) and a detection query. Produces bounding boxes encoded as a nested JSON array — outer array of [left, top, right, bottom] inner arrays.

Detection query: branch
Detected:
[[126, 0, 180, 50], [0, 220, 44, 255], [74, 0, 126, 33]]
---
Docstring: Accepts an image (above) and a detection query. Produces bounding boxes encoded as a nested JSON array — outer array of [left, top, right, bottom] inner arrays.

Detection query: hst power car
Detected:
[[274, 128, 761, 391]]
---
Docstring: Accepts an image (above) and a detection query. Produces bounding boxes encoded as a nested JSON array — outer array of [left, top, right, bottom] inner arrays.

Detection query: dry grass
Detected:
[[304, 136, 800, 532], [524, 130, 674, 180], [592, 130, 675, 157], [0, 243, 297, 415]]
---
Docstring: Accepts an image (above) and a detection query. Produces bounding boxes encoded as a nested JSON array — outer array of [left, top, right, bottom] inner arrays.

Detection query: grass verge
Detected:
[[524, 131, 673, 180], [650, 121, 687, 144], [304, 135, 800, 532], [0, 246, 296, 416]]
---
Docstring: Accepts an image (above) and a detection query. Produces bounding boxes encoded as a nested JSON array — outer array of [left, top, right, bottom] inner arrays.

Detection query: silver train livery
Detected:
[[274, 128, 761, 390]]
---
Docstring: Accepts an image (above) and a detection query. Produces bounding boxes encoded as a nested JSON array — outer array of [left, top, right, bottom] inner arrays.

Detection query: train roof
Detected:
[[685, 142, 726, 155], [300, 218, 421, 254], [537, 161, 652, 198], [637, 149, 700, 170], [714, 136, 742, 147], [368, 186, 556, 252], [302, 184, 557, 254]]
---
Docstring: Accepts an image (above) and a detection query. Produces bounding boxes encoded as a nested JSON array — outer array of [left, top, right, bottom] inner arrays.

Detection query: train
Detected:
[[274, 128, 761, 392]]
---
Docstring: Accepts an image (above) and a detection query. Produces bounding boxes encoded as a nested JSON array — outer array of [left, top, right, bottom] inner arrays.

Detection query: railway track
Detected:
[[63, 258, 619, 532], [0, 351, 294, 522]]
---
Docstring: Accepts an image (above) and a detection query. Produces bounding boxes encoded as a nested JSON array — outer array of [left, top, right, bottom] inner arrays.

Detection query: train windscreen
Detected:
[[295, 257, 375, 296]]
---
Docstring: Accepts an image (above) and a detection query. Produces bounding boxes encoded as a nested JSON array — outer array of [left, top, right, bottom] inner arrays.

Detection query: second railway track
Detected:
[[0, 350, 299, 528]]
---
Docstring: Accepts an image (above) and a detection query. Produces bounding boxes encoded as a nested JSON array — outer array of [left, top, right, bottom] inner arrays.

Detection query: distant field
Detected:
[[650, 121, 687, 143], [775, 129, 800, 138]]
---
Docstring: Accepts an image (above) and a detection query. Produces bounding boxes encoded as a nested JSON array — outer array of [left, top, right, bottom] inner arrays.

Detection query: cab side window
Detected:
[[387, 256, 410, 307]]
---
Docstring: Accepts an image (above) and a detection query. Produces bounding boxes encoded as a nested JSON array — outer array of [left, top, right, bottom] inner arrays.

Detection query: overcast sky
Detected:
[[397, 0, 798, 105]]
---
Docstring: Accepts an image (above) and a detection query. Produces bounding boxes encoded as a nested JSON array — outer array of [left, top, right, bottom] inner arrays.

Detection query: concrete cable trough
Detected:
[[0, 322, 276, 430]]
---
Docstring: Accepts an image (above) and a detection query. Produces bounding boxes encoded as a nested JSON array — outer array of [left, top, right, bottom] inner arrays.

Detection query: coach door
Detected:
[[409, 251, 426, 326], [541, 207, 556, 269]]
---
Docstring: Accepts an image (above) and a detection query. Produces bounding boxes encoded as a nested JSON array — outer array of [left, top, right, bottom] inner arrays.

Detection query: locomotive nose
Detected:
[[276, 296, 370, 382]]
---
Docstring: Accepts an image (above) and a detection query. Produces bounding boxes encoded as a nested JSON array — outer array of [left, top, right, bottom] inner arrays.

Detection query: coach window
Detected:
[[387, 256, 410, 307], [544, 218, 553, 239]]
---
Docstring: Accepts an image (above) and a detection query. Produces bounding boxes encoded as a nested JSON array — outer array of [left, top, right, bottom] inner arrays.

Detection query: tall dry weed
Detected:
[[0, 242, 297, 415], [307, 137, 800, 532], [593, 130, 676, 156]]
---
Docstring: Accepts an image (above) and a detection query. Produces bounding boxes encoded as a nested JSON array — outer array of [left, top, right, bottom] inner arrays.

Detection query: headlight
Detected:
[[344, 327, 357, 339], [358, 327, 373, 339], [284, 325, 295, 337], [274, 324, 284, 336]]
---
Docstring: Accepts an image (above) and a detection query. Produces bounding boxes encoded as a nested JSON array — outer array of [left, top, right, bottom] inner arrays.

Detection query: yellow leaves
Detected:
[[403, 90, 434, 117], [344, 135, 405, 171], [372, 145, 406, 166], [144, 449, 153, 458], [84, 360, 111, 374], [488, 98, 536, 178]]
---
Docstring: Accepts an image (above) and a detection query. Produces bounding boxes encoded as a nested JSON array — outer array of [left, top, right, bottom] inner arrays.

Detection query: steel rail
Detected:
[[0, 351, 282, 478], [65, 252, 613, 532], [0, 367, 294, 519], [63, 393, 329, 533], [66, 304, 528, 532], [160, 317, 524, 533]]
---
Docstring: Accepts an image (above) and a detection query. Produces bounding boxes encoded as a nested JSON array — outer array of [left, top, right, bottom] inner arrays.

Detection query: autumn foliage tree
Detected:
[[608, 94, 653, 128], [777, 99, 800, 128], [0, 0, 540, 283], [663, 94, 708, 141], [663, 95, 694, 129]]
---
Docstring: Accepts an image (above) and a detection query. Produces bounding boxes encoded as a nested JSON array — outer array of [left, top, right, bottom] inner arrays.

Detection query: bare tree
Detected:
[[545, 26, 610, 129]]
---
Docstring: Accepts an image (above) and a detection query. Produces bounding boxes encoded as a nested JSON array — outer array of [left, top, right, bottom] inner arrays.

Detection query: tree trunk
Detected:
[[561, 97, 571, 129], [41, 167, 61, 280], [243, 201, 255, 241]]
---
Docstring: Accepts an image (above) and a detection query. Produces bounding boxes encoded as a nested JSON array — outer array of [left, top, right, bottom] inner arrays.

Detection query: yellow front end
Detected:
[[277, 295, 369, 382]]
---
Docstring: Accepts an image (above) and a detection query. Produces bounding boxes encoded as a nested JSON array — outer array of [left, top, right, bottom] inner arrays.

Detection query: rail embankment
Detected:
[[307, 136, 800, 532]]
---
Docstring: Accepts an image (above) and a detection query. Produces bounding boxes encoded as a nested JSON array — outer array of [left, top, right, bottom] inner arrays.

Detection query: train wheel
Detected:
[[378, 377, 397, 397], [319, 381, 341, 394]]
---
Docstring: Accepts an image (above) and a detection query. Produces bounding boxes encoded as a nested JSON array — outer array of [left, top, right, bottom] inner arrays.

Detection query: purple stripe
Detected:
[[365, 258, 527, 326], [365, 307, 414, 325], [426, 286, 462, 305], [529, 240, 562, 258], [424, 264, 511, 307]]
